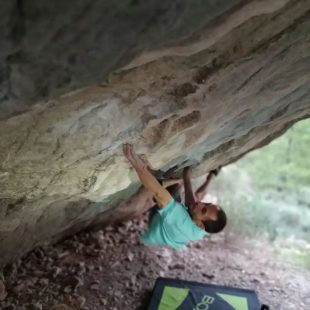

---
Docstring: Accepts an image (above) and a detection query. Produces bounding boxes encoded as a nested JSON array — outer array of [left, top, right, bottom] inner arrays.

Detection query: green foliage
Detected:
[[218, 187, 310, 242], [237, 119, 310, 193], [210, 119, 310, 269], [291, 251, 310, 269], [210, 119, 310, 242]]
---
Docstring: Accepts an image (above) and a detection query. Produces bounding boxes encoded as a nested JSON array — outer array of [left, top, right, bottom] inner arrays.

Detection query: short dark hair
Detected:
[[203, 208, 227, 233]]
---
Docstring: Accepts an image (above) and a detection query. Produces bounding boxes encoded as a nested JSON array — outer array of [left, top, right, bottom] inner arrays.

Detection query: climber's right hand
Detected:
[[210, 166, 222, 176]]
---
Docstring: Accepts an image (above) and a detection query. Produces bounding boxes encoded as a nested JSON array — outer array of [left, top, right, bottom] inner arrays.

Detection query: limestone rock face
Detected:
[[0, 0, 310, 266]]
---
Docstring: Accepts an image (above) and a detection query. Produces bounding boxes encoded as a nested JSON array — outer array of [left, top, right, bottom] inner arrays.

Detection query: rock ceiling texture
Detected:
[[0, 0, 309, 266]]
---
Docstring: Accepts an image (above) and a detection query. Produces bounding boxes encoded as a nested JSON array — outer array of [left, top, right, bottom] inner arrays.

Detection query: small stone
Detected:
[[114, 290, 122, 298], [138, 270, 147, 278], [251, 278, 260, 284], [32, 270, 45, 277], [95, 265, 102, 271], [53, 267, 62, 278], [63, 285, 72, 293], [202, 273, 215, 279], [63, 295, 86, 308], [117, 226, 126, 234], [63, 275, 83, 292], [12, 282, 25, 295], [76, 296, 86, 307], [0, 280, 7, 301], [130, 276, 137, 285], [159, 271, 165, 277], [51, 304, 73, 310], [58, 251, 70, 259], [194, 243, 202, 249], [28, 277, 38, 286], [86, 265, 94, 271], [111, 261, 120, 269], [171, 263, 185, 270], [28, 303, 42, 310], [126, 252, 134, 262], [124, 221, 132, 230], [39, 278, 49, 286], [90, 283, 100, 291], [100, 298, 108, 305]]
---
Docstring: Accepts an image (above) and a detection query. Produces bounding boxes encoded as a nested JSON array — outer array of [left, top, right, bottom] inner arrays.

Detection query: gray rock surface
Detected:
[[0, 0, 242, 118], [0, 0, 310, 266]]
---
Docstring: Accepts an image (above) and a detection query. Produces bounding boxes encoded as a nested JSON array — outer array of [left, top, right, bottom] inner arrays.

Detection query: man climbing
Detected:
[[123, 143, 227, 249]]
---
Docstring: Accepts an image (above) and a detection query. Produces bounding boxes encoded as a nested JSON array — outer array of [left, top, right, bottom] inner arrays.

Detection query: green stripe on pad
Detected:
[[216, 293, 249, 310], [158, 286, 189, 310]]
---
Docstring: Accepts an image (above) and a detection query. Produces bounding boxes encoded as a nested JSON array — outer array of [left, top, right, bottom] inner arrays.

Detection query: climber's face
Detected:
[[192, 202, 220, 222]]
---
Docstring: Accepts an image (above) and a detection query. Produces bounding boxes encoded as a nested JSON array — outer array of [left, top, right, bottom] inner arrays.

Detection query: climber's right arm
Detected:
[[123, 143, 173, 208]]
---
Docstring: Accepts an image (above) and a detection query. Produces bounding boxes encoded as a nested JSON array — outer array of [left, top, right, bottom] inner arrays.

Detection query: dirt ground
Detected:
[[1, 216, 309, 310]]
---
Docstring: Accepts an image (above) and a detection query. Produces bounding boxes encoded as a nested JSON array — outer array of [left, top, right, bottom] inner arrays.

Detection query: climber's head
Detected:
[[190, 202, 227, 233]]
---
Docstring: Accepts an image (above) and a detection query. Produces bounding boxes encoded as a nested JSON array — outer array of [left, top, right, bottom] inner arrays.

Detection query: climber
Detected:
[[122, 143, 227, 249]]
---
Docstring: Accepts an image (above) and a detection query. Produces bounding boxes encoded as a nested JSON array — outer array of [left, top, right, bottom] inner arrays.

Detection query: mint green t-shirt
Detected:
[[141, 199, 207, 249]]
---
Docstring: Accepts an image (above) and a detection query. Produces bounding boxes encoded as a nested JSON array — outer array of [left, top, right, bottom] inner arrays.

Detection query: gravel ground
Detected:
[[1, 216, 309, 310]]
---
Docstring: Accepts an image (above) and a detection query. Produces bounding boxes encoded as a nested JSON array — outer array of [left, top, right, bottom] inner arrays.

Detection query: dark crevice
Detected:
[[194, 60, 224, 84], [10, 0, 26, 43], [234, 65, 265, 93]]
